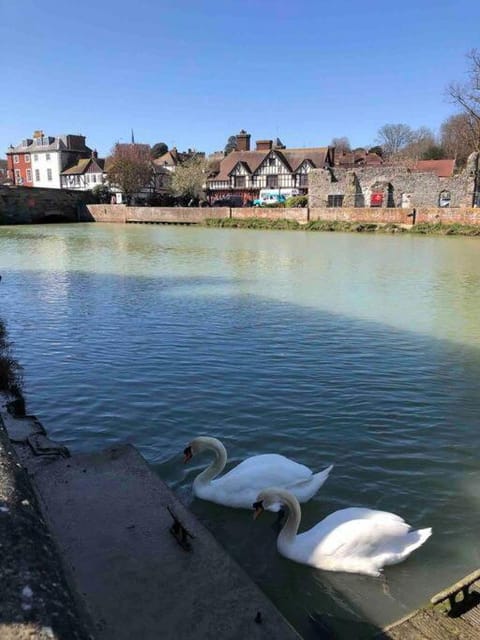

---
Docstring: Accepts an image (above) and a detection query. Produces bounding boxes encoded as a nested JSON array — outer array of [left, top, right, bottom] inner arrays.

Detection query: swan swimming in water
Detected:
[[253, 488, 432, 576], [183, 436, 333, 510]]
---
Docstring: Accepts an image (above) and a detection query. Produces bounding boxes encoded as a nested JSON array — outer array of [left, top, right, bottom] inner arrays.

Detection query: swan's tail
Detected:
[[405, 527, 432, 556], [288, 464, 334, 502]]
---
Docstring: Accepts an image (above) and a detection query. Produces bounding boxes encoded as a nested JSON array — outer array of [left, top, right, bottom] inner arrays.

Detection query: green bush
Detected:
[[285, 195, 308, 208]]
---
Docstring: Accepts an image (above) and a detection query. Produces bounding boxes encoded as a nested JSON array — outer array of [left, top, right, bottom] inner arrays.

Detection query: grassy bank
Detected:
[[204, 217, 480, 236], [0, 320, 23, 400]]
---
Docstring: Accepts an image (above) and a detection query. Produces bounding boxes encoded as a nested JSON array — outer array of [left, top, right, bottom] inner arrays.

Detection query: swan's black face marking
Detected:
[[253, 500, 264, 520], [183, 446, 193, 463]]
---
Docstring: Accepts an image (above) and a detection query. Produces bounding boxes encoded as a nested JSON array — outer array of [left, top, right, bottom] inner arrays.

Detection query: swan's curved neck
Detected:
[[275, 490, 302, 544], [193, 437, 227, 487]]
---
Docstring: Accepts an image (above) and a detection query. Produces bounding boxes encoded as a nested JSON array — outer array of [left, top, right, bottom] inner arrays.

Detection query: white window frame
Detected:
[[46, 153, 51, 160], [47, 168, 53, 181], [14, 169, 21, 180], [26, 168, 32, 182], [13, 154, 19, 163], [25, 154, 30, 163], [35, 169, 40, 182], [34, 154, 38, 161]]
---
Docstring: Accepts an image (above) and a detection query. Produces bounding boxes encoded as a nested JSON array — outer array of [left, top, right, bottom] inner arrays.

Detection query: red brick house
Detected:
[[6, 141, 34, 186]]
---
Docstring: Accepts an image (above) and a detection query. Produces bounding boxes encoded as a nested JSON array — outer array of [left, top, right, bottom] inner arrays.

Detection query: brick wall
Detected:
[[230, 207, 308, 222], [84, 205, 230, 224]]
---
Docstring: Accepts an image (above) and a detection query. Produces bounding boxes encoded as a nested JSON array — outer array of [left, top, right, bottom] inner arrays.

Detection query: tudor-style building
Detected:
[[60, 152, 106, 190], [206, 131, 334, 204]]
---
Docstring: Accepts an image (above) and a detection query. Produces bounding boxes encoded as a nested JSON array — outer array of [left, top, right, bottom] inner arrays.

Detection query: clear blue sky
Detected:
[[1, 0, 478, 157]]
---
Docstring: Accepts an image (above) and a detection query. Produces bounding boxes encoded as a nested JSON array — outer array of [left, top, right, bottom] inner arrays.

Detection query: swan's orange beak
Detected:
[[183, 446, 193, 464], [253, 500, 264, 520]]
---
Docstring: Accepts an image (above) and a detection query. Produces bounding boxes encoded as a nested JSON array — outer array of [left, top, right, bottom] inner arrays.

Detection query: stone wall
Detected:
[[0, 186, 93, 224], [309, 153, 479, 209], [309, 207, 480, 225]]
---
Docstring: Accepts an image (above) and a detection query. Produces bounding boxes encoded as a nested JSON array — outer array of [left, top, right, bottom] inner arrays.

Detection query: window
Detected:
[[234, 175, 245, 188], [34, 154, 38, 161], [327, 195, 344, 207], [268, 157, 275, 166], [91, 174, 97, 183], [25, 154, 30, 163], [13, 155, 19, 163], [14, 169, 21, 181], [35, 169, 40, 181], [26, 169, 32, 182], [439, 190, 451, 207], [86, 174, 90, 184], [298, 174, 308, 187], [47, 168, 52, 181], [46, 153, 50, 160], [266, 174, 278, 188]]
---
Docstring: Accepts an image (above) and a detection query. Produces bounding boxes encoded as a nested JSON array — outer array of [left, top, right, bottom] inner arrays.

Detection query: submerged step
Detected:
[[27, 443, 299, 640]]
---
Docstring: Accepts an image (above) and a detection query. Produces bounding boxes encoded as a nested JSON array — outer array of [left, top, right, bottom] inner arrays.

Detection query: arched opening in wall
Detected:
[[439, 190, 451, 208]]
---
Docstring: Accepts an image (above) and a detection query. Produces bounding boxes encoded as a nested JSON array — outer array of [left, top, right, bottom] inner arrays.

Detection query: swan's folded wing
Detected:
[[214, 453, 313, 493], [305, 514, 412, 561]]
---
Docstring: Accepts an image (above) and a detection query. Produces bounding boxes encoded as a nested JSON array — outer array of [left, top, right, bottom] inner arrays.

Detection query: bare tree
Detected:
[[400, 127, 439, 161], [107, 143, 153, 203], [169, 156, 207, 204], [447, 49, 480, 126], [376, 124, 414, 157], [440, 112, 480, 166], [330, 137, 351, 153]]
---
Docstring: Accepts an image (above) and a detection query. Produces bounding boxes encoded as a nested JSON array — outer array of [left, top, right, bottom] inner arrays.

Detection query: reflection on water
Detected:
[[1, 223, 480, 638]]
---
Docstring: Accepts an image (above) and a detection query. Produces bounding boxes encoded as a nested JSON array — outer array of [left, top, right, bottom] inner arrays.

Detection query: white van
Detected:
[[253, 188, 299, 207]]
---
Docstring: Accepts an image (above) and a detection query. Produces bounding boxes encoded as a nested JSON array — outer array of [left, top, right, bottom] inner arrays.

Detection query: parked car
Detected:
[[212, 196, 244, 207]]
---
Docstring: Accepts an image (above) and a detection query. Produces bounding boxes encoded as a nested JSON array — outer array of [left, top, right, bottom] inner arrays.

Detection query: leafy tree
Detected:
[[91, 184, 111, 203], [169, 156, 207, 204], [375, 124, 414, 156], [224, 135, 237, 155], [421, 145, 446, 160], [368, 145, 383, 157], [331, 137, 351, 153], [151, 142, 168, 159], [107, 143, 153, 204]]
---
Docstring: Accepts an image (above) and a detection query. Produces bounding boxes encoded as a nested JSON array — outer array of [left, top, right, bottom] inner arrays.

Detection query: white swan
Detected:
[[183, 436, 333, 510], [253, 488, 432, 576]]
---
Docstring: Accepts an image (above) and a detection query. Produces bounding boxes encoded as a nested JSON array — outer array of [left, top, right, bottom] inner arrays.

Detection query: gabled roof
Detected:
[[61, 157, 105, 175], [208, 146, 331, 182], [413, 159, 455, 178]]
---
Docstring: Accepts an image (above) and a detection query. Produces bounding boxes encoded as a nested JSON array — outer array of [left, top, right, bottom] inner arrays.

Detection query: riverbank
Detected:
[[204, 217, 480, 235]]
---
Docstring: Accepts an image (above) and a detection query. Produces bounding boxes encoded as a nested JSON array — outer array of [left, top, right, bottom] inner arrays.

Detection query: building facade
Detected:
[[60, 154, 105, 190], [308, 154, 480, 209], [6, 130, 96, 189], [206, 130, 334, 204]]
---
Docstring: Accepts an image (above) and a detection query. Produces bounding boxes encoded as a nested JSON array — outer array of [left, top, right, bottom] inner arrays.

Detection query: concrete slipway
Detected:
[[0, 406, 299, 640]]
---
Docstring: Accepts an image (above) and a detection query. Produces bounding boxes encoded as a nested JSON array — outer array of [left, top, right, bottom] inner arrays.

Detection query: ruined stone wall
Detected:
[[309, 160, 478, 209]]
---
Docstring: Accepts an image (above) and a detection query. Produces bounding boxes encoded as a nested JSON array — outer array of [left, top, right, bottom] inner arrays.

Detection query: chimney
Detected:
[[235, 129, 250, 152], [256, 140, 273, 151], [33, 130, 44, 139], [92, 149, 98, 159]]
